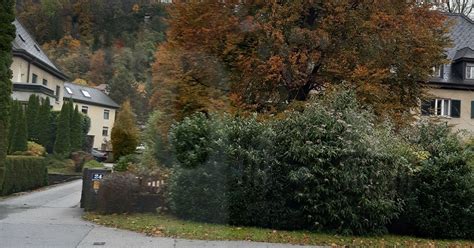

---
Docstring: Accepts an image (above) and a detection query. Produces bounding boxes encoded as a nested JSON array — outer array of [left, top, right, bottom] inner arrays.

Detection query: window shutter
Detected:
[[451, 100, 461, 118], [471, 101, 474, 119], [421, 100, 431, 116]]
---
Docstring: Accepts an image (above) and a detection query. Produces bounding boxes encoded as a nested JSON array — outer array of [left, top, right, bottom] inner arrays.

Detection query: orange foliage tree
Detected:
[[151, 0, 450, 126]]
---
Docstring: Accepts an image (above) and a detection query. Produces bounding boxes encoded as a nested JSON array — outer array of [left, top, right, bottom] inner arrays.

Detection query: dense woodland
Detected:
[[16, 0, 168, 123]]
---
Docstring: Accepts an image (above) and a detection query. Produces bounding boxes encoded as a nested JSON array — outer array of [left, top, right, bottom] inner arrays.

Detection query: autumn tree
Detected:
[[0, 0, 15, 187], [152, 0, 449, 127], [87, 49, 107, 85], [111, 100, 139, 160]]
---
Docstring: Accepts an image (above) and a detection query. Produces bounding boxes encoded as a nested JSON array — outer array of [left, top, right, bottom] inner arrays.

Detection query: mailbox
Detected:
[[81, 168, 111, 211]]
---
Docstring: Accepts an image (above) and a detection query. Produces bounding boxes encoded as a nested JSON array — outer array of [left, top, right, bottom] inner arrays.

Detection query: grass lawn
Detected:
[[83, 213, 473, 247]]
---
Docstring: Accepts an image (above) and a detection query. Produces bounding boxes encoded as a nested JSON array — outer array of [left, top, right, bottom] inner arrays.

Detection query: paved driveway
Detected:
[[0, 180, 323, 248]]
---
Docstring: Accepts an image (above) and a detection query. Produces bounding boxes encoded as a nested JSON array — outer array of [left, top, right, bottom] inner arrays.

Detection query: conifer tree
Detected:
[[111, 100, 139, 160], [54, 100, 71, 156], [11, 104, 28, 153], [0, 0, 16, 193], [70, 105, 83, 151], [26, 94, 40, 141], [37, 97, 52, 150], [7, 101, 19, 154]]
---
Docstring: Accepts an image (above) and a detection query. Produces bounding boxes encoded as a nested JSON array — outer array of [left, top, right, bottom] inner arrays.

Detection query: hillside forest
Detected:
[[16, 0, 168, 123]]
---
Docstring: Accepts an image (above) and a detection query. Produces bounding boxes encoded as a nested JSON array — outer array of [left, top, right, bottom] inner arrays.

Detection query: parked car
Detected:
[[91, 149, 107, 162]]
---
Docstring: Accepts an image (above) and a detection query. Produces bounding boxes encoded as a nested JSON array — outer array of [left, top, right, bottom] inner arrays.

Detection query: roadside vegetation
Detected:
[[84, 213, 474, 247]]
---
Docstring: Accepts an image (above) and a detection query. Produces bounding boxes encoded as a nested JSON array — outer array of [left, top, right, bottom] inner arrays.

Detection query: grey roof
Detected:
[[428, 14, 474, 87], [12, 20, 59, 71], [446, 13, 474, 60], [64, 82, 120, 109]]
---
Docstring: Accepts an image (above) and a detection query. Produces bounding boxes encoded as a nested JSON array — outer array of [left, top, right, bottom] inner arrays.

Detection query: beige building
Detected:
[[64, 83, 119, 151], [422, 13, 474, 132], [10, 19, 120, 152], [10, 20, 68, 110]]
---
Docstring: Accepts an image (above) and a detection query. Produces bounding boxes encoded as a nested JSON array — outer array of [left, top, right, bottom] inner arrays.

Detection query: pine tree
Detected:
[[54, 100, 71, 156], [111, 100, 139, 160], [37, 97, 52, 150], [26, 94, 40, 141], [70, 105, 83, 151], [11, 104, 28, 153], [0, 0, 16, 193]]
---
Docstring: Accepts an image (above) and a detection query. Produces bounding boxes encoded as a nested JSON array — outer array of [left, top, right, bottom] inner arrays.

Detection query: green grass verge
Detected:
[[45, 156, 105, 175], [83, 213, 473, 247]]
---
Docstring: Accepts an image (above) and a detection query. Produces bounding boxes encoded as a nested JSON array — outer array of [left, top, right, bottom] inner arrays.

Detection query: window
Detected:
[[34, 44, 40, 52], [55, 86, 60, 101], [104, 109, 110, 120], [432, 65, 442, 78], [81, 89, 91, 98], [42, 79, 48, 86], [421, 99, 461, 118], [65, 86, 73, 94], [81, 106, 88, 114], [32, 74, 38, 84], [467, 63, 474, 79], [102, 127, 109, 137]]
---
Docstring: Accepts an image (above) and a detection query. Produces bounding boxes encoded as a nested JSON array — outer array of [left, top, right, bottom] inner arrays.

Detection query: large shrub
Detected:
[[97, 172, 140, 214], [169, 114, 229, 223], [273, 91, 402, 235], [169, 90, 403, 234], [1, 156, 48, 195], [401, 123, 474, 239]]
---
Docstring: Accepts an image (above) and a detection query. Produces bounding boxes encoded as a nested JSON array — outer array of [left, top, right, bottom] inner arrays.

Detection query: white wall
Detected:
[[73, 102, 116, 150], [10, 56, 64, 110]]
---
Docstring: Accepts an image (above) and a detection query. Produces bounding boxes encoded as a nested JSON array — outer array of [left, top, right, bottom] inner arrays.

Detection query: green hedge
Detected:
[[168, 90, 474, 239], [169, 90, 404, 235], [1, 156, 48, 195]]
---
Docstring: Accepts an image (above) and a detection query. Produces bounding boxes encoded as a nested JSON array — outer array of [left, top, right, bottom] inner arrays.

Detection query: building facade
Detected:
[[10, 20, 68, 111], [10, 20, 120, 151], [64, 83, 119, 151], [423, 13, 474, 132]]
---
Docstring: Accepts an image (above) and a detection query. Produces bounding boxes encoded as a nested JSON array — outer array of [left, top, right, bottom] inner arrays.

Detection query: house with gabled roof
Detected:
[[422, 13, 474, 132], [10, 19, 119, 151], [64, 82, 119, 151], [10, 19, 68, 111]]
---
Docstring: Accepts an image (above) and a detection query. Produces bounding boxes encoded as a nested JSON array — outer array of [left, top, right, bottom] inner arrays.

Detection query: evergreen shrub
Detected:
[[400, 123, 474, 239], [169, 90, 404, 234], [1, 156, 48, 195]]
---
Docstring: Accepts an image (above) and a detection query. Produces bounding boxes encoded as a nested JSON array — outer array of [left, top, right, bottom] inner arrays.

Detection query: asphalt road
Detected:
[[0, 180, 323, 248]]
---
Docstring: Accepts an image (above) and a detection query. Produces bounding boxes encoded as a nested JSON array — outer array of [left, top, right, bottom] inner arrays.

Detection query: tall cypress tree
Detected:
[[0, 0, 16, 193], [37, 97, 52, 150], [26, 94, 40, 141], [11, 104, 28, 153], [7, 101, 19, 154], [54, 100, 71, 156], [70, 105, 83, 151]]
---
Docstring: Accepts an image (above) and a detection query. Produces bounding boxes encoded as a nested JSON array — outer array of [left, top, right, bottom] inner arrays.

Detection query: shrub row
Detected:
[[1, 156, 48, 195], [168, 90, 474, 239]]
